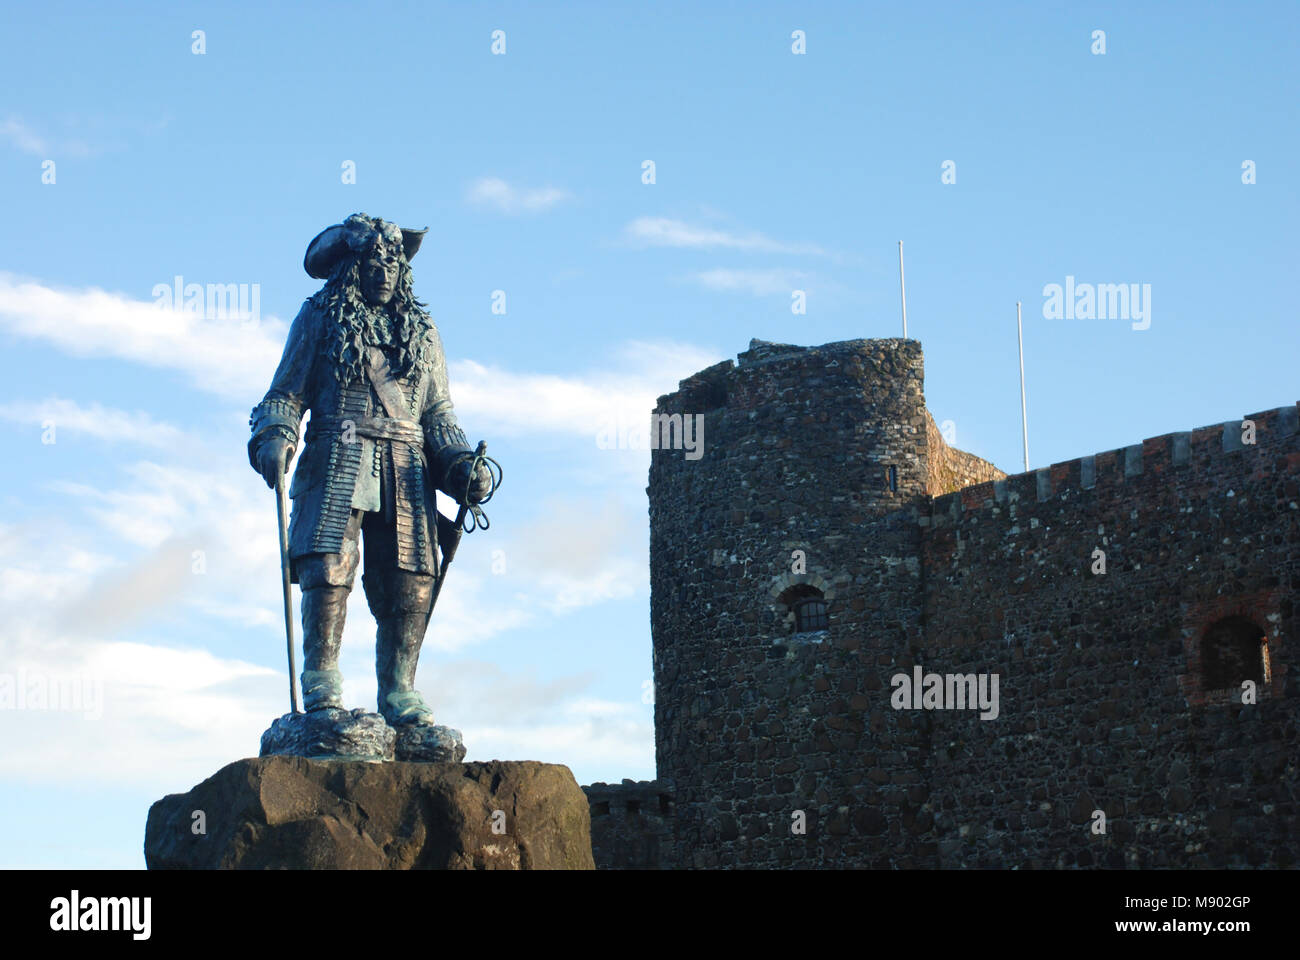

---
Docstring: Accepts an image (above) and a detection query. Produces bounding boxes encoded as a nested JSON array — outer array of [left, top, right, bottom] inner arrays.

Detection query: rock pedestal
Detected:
[[144, 757, 595, 869]]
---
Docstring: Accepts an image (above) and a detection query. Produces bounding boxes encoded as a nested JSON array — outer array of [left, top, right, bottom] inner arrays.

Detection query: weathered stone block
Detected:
[[145, 757, 594, 869]]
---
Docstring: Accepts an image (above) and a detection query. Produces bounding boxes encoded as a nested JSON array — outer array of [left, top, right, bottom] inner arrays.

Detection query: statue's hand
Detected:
[[447, 459, 492, 504], [255, 435, 295, 490]]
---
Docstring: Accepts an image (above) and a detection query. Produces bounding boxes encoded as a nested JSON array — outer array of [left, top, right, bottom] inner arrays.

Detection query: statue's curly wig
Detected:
[[310, 246, 436, 384]]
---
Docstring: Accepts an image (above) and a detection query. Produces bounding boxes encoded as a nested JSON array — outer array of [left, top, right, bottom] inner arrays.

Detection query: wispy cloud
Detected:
[[427, 663, 654, 780], [0, 116, 94, 158], [690, 267, 809, 296], [624, 216, 826, 256], [466, 176, 571, 214], [0, 274, 285, 400], [450, 340, 722, 440], [0, 397, 189, 449], [0, 279, 719, 430], [0, 117, 47, 155], [506, 496, 643, 613]]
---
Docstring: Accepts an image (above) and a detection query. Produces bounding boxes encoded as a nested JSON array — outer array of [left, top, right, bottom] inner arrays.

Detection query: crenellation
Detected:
[[1172, 433, 1191, 467], [1277, 404, 1300, 435], [1141, 434, 1173, 473], [1079, 453, 1098, 487], [1222, 421, 1247, 453], [1124, 443, 1143, 477], [1036, 469, 1052, 502], [583, 780, 674, 870], [925, 401, 1300, 527]]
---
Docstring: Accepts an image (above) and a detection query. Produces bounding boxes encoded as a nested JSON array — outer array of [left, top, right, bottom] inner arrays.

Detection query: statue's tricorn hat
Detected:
[[303, 213, 428, 279]]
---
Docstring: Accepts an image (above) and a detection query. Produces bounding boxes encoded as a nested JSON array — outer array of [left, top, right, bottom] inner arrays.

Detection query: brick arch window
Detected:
[[780, 584, 828, 634], [1200, 615, 1268, 691]]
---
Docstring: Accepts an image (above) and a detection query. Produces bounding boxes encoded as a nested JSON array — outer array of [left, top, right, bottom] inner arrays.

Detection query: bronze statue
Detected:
[[249, 214, 497, 759]]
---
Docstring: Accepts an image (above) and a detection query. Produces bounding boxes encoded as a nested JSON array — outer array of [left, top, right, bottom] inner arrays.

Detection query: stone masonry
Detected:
[[583, 779, 674, 869], [582, 337, 1298, 869]]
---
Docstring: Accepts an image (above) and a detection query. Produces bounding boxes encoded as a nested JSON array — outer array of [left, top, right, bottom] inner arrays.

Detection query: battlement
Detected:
[[584, 778, 673, 812], [927, 402, 1300, 527], [582, 780, 673, 870]]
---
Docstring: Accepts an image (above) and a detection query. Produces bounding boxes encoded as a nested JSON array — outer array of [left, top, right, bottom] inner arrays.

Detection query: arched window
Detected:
[[780, 584, 828, 634], [1200, 616, 1267, 691], [795, 595, 828, 631]]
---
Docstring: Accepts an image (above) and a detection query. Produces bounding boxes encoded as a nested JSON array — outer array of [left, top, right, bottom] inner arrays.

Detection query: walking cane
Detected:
[[275, 458, 301, 714]]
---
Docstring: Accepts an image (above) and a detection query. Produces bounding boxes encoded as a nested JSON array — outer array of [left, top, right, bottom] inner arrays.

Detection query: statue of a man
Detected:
[[248, 213, 491, 732]]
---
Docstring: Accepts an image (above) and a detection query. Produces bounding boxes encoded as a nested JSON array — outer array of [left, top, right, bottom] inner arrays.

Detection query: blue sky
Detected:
[[0, 2, 1295, 867]]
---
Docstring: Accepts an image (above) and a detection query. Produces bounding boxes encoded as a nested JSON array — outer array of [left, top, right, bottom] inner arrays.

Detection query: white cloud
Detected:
[[466, 177, 571, 214], [450, 340, 723, 441], [691, 267, 809, 296], [466, 713, 653, 778], [0, 116, 93, 158], [0, 273, 286, 400], [624, 216, 826, 256], [506, 497, 644, 613], [0, 277, 720, 435], [0, 397, 189, 449], [0, 117, 47, 155], [0, 629, 282, 787], [424, 664, 655, 781]]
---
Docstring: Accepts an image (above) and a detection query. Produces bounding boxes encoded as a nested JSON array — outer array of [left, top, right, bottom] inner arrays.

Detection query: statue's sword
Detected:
[[274, 461, 301, 714], [431, 440, 502, 615]]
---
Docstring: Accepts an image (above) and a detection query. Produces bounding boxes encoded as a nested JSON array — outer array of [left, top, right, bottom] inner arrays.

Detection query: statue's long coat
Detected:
[[248, 300, 472, 581]]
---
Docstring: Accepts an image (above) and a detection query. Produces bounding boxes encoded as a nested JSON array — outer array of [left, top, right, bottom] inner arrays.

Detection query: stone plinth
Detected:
[[144, 757, 595, 869]]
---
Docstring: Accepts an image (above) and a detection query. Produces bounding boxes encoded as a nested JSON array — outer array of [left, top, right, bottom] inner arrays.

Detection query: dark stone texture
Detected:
[[587, 336, 1300, 870], [145, 756, 594, 869], [583, 780, 673, 869], [259, 708, 394, 762]]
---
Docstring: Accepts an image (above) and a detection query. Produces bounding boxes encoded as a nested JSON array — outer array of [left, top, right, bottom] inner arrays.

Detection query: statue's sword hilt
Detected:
[[431, 441, 502, 613]]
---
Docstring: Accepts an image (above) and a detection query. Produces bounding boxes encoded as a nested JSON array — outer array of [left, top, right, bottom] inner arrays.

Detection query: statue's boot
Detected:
[[300, 584, 348, 712], [367, 571, 436, 726]]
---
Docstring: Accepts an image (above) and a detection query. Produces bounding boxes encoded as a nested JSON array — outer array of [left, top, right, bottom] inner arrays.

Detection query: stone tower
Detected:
[[648, 338, 1001, 867]]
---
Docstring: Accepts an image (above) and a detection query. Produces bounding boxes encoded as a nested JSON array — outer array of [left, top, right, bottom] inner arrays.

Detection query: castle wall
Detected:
[[924, 410, 1006, 496], [917, 404, 1300, 866], [605, 336, 1298, 870], [583, 780, 673, 869]]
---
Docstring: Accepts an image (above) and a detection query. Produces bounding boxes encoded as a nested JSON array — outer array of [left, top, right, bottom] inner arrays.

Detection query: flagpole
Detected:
[[898, 241, 908, 338], [1017, 301, 1029, 472]]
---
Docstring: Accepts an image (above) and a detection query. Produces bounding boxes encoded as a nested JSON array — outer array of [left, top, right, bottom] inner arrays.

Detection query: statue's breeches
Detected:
[[296, 509, 435, 615]]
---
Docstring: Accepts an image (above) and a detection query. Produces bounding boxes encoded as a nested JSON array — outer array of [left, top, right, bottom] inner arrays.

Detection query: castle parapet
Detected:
[[582, 780, 674, 870]]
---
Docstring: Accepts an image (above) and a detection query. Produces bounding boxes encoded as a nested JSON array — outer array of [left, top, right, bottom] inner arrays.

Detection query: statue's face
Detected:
[[359, 227, 402, 305]]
